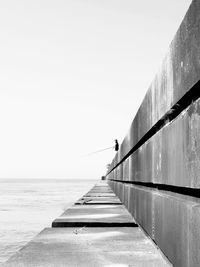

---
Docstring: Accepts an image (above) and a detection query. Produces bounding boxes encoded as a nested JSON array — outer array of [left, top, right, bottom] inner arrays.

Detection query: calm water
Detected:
[[0, 178, 96, 264]]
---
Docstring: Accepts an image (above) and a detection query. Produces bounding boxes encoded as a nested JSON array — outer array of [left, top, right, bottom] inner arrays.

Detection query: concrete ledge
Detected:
[[75, 196, 122, 205], [2, 227, 172, 267], [52, 204, 137, 227], [88, 185, 113, 191], [87, 189, 114, 193], [84, 192, 116, 197], [84, 184, 116, 198], [92, 183, 110, 186]]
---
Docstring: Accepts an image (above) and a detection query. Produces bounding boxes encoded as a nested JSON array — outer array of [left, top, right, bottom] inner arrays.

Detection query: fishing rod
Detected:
[[82, 146, 114, 157], [82, 140, 119, 157]]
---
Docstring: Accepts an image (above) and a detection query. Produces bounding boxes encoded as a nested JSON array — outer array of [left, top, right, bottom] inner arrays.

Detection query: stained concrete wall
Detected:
[[107, 181, 200, 267], [109, 0, 200, 165], [106, 1, 200, 266]]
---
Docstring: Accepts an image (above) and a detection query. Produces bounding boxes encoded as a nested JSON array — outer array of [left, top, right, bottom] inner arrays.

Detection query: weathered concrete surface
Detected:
[[52, 204, 137, 227], [75, 196, 122, 205], [88, 188, 113, 193], [108, 181, 200, 267], [84, 184, 116, 197], [122, 97, 200, 188], [88, 188, 113, 192], [108, 181, 153, 236], [84, 192, 116, 197], [106, 1, 200, 266], [112, 181, 125, 202], [89, 185, 113, 191], [93, 182, 112, 188], [2, 227, 172, 267], [107, 0, 200, 168], [87, 189, 113, 194], [123, 158, 129, 181]]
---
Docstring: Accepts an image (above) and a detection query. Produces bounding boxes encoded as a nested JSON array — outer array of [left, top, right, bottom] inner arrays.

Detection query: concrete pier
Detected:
[[106, 1, 200, 266], [2, 182, 172, 266]]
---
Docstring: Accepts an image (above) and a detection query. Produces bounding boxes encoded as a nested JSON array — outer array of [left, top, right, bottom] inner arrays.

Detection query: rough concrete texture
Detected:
[[52, 204, 137, 227], [109, 181, 200, 267], [119, 97, 200, 188], [109, 181, 124, 202], [153, 191, 200, 267], [123, 184, 131, 209], [85, 184, 114, 194], [107, 0, 200, 167], [75, 196, 122, 205], [89, 185, 112, 190], [84, 192, 116, 197], [123, 158, 129, 181], [108, 182, 153, 236], [84, 184, 116, 197], [106, 1, 200, 266], [87, 189, 113, 193], [85, 182, 111, 187], [3, 227, 172, 267]]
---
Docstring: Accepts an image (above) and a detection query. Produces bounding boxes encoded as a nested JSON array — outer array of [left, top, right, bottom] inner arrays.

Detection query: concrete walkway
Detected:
[[2, 182, 172, 267]]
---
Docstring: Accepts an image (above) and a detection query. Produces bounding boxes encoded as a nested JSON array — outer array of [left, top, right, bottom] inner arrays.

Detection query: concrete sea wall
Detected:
[[106, 1, 200, 266]]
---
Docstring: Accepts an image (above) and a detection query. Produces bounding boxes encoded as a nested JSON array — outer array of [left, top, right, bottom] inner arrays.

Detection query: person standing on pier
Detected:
[[114, 139, 119, 151]]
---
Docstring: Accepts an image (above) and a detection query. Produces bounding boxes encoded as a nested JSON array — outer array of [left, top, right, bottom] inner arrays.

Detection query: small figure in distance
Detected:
[[114, 139, 119, 151]]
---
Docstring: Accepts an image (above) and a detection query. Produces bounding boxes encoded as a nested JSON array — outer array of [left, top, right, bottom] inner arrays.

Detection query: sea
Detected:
[[0, 178, 97, 264]]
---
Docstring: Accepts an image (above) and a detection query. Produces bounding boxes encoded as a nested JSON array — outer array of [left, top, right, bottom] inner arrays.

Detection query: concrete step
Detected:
[[2, 227, 172, 267], [84, 192, 116, 197], [75, 196, 122, 205], [52, 204, 137, 227], [87, 189, 114, 193], [84, 184, 115, 197], [89, 185, 113, 189], [94, 182, 109, 186]]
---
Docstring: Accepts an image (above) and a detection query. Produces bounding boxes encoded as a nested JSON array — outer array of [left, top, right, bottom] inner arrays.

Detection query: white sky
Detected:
[[0, 0, 191, 179]]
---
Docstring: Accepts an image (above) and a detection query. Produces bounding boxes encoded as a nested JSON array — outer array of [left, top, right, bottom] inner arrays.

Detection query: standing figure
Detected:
[[114, 139, 119, 151]]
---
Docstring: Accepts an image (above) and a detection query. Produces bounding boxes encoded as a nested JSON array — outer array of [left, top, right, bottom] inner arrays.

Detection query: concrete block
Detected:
[[153, 191, 189, 267], [83, 192, 115, 197], [189, 204, 200, 267], [118, 163, 123, 181], [116, 166, 120, 181], [52, 204, 137, 227], [93, 183, 110, 187], [128, 97, 200, 188], [123, 184, 131, 209], [87, 189, 113, 194], [114, 182, 124, 203], [123, 158, 129, 181], [153, 191, 200, 267], [107, 180, 114, 191], [128, 185, 154, 236], [75, 196, 122, 205], [113, 183, 200, 267], [112, 167, 117, 180], [3, 227, 172, 267]]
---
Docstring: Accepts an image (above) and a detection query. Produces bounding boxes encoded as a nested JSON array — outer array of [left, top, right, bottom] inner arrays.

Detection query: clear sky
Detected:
[[0, 0, 191, 179]]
